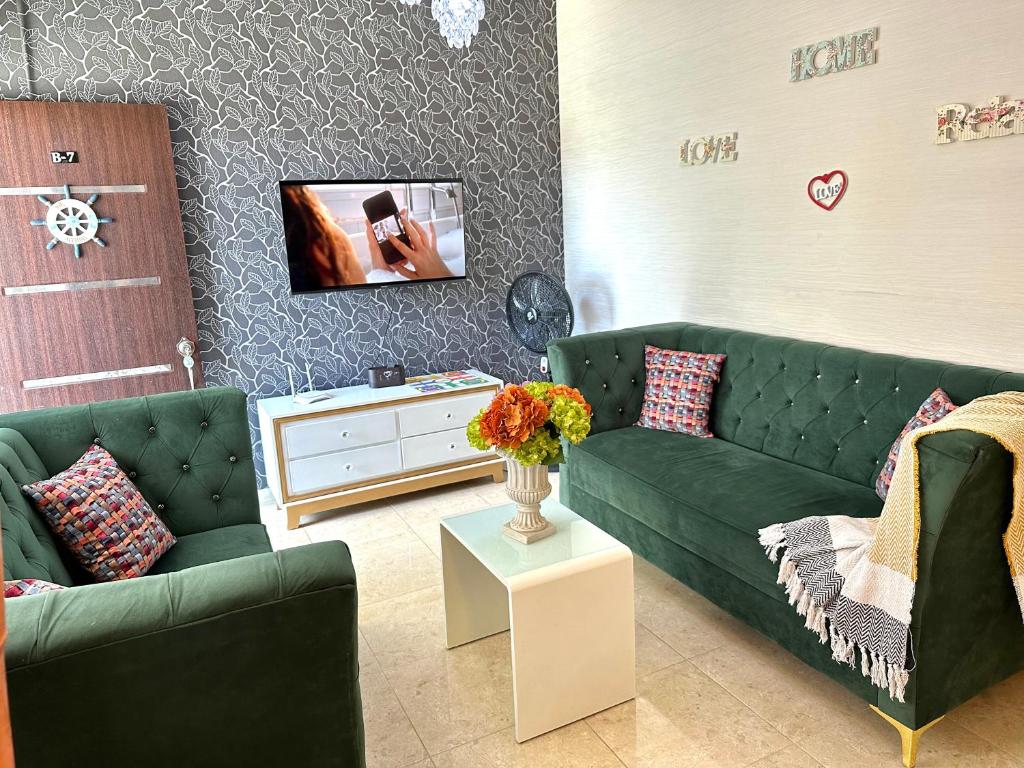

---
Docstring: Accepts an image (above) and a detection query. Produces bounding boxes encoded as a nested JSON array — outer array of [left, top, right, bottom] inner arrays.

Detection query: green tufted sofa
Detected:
[[549, 323, 1024, 749], [0, 387, 364, 768]]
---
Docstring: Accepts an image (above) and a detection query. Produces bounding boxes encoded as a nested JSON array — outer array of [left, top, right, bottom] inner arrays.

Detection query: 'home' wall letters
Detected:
[[790, 28, 877, 82]]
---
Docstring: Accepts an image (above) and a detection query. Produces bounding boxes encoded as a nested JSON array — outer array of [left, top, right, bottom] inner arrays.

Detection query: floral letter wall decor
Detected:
[[679, 133, 738, 166], [936, 96, 1024, 145], [790, 28, 878, 82]]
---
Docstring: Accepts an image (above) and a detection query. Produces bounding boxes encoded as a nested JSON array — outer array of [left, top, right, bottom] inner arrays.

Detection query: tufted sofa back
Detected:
[[0, 429, 76, 585], [548, 323, 1024, 488], [0, 387, 260, 585]]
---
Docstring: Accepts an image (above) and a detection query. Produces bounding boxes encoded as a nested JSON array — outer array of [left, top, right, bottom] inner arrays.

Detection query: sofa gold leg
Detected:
[[869, 706, 944, 767]]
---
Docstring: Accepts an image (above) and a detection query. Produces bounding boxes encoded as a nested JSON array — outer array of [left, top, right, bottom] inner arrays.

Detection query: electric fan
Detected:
[[505, 272, 575, 354]]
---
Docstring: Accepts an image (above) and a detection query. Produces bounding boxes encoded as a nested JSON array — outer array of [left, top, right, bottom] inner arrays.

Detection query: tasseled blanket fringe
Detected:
[[757, 525, 910, 703]]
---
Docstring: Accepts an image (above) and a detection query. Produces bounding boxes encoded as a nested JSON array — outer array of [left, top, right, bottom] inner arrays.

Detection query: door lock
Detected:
[[177, 337, 196, 391]]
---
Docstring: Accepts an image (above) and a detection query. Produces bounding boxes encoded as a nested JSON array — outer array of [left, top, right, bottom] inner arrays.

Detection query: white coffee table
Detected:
[[440, 500, 636, 742]]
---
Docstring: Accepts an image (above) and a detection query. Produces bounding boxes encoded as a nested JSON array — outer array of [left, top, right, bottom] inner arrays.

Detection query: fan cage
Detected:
[[505, 271, 574, 355]]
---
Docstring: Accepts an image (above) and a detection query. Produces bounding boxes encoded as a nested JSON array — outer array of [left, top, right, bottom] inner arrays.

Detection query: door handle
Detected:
[[176, 337, 196, 391]]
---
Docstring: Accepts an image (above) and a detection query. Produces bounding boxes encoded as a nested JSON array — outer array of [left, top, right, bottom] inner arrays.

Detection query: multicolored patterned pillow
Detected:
[[875, 388, 959, 500], [636, 345, 727, 438], [23, 445, 176, 582], [4, 579, 67, 598]]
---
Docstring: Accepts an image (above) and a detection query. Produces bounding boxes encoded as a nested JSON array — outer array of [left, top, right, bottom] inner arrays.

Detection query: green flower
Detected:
[[466, 412, 490, 451], [505, 428, 563, 466], [523, 381, 555, 401], [548, 396, 591, 445]]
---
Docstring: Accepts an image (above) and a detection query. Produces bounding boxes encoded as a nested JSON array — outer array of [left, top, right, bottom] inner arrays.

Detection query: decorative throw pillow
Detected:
[[4, 579, 66, 598], [636, 345, 727, 438], [23, 445, 176, 582], [875, 388, 958, 500]]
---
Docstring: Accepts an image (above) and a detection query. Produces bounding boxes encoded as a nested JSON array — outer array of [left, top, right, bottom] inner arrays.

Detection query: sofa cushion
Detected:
[[147, 524, 272, 575], [24, 445, 177, 582], [4, 578, 67, 598], [570, 426, 882, 595], [636, 345, 726, 437], [875, 388, 958, 500]]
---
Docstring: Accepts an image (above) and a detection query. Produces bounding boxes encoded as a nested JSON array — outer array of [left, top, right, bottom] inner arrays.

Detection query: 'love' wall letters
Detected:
[[679, 133, 738, 166]]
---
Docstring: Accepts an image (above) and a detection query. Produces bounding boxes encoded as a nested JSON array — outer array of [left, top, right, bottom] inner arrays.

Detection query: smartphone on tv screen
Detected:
[[362, 190, 410, 265]]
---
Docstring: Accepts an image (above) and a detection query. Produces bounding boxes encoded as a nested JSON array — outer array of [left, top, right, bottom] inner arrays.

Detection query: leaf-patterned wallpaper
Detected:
[[0, 0, 563, 483]]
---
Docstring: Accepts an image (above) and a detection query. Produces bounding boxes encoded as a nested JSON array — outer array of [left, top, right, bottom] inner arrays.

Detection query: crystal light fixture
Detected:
[[431, 0, 485, 49]]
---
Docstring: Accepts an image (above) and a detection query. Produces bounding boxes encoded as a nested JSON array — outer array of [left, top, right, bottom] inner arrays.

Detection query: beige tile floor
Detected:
[[260, 475, 1024, 768]]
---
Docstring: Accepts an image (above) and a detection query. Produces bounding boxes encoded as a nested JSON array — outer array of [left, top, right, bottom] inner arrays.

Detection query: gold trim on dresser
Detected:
[[283, 458, 505, 530]]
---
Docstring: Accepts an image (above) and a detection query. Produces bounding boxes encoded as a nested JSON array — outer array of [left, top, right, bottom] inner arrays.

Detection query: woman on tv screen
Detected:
[[281, 184, 367, 289]]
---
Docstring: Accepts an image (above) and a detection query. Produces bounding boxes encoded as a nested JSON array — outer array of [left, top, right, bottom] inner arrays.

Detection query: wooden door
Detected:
[[0, 102, 201, 412]]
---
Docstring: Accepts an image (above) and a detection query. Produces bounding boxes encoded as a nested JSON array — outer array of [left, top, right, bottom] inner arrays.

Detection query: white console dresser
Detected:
[[257, 370, 504, 529]]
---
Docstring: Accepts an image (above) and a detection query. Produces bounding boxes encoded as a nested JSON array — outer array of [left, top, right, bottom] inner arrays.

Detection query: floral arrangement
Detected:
[[467, 382, 593, 466]]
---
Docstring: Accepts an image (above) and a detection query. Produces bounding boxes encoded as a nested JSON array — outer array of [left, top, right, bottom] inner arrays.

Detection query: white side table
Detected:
[[440, 500, 636, 742]]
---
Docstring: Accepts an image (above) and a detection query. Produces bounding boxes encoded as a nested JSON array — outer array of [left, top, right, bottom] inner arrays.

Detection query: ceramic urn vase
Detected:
[[502, 458, 555, 544]]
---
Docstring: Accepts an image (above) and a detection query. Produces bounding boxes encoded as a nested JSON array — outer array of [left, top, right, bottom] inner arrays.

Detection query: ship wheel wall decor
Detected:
[[30, 184, 114, 258]]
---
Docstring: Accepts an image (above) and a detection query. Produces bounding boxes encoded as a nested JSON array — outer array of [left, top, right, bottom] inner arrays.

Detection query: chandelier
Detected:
[[432, 0, 485, 48], [399, 0, 485, 49]]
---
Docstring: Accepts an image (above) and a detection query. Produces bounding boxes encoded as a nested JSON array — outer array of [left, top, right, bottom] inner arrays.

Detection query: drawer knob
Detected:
[[449, 443, 457, 450], [345, 463, 353, 471], [445, 412, 453, 420], [341, 430, 350, 438]]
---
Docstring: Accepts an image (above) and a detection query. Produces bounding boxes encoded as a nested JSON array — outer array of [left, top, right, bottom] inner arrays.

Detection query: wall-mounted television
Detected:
[[280, 179, 467, 294]]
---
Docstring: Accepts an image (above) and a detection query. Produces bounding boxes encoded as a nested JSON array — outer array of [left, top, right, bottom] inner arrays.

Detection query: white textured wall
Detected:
[[558, 0, 1024, 371]]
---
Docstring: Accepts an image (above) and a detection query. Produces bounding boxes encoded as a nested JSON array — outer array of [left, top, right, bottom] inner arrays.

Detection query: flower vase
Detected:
[[502, 457, 555, 544]]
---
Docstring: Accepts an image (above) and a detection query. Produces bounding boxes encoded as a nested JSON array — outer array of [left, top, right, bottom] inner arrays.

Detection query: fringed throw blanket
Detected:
[[759, 390, 1024, 702]]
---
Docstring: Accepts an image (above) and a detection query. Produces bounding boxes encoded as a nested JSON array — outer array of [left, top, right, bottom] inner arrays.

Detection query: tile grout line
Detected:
[[373, 646, 432, 768], [936, 716, 1024, 767], [358, 581, 441, 612], [632, 606, 729, 664], [582, 718, 630, 767], [743, 743, 823, 768], [424, 723, 511, 759], [646, 656, 800, 765], [680, 646, 816, 761], [703, 667, 802, 766], [407, 516, 443, 562]]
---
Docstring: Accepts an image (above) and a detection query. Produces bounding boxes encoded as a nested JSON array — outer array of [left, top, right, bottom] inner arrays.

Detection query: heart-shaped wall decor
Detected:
[[807, 170, 848, 211]]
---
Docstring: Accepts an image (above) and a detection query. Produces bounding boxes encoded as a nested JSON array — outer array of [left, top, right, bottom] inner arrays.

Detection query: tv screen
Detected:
[[280, 179, 466, 294]]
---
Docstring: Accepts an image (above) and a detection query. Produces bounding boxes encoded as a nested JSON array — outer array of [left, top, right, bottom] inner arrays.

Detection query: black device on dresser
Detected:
[[367, 364, 406, 389]]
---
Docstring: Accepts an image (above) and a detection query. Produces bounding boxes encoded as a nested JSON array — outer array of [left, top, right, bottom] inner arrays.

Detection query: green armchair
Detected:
[[0, 387, 365, 767]]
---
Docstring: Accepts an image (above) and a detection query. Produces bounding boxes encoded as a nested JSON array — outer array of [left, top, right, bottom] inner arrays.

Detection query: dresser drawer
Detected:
[[401, 426, 485, 471], [398, 391, 495, 438], [282, 410, 397, 460], [286, 442, 402, 496]]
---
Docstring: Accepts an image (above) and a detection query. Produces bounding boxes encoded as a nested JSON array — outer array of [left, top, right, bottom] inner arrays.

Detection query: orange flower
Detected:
[[479, 385, 550, 449], [549, 384, 593, 415]]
